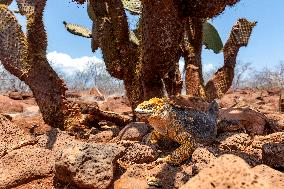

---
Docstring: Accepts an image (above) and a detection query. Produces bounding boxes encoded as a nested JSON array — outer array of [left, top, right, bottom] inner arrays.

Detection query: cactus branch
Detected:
[[183, 17, 206, 98], [90, 0, 136, 80], [164, 61, 183, 96], [0, 5, 29, 78], [63, 21, 92, 38], [0, 0, 85, 132], [205, 18, 256, 101]]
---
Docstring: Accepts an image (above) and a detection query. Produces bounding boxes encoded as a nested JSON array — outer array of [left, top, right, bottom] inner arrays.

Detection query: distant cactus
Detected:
[[0, 0, 84, 131]]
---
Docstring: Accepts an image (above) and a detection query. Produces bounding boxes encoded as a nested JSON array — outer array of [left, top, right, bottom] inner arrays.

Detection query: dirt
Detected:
[[0, 88, 283, 189]]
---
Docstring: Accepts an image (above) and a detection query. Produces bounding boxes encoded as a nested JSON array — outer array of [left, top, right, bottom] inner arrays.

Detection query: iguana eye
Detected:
[[144, 104, 155, 110]]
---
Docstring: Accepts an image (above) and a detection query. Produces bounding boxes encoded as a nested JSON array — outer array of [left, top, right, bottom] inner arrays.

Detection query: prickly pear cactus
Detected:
[[178, 0, 240, 18], [70, 0, 251, 106], [63, 21, 139, 45], [0, 0, 84, 132], [16, 0, 35, 15], [224, 18, 257, 61]]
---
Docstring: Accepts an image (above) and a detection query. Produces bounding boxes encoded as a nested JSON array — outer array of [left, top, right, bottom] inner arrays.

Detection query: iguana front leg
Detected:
[[145, 130, 163, 144], [165, 132, 196, 165]]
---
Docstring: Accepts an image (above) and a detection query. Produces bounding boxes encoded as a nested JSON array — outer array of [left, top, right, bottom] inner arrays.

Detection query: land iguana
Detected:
[[135, 98, 218, 165]]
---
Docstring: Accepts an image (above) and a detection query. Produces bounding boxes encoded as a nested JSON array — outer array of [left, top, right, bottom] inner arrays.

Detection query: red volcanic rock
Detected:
[[262, 141, 284, 168], [219, 107, 267, 135], [0, 95, 24, 114], [99, 96, 132, 114], [114, 178, 148, 189], [252, 164, 284, 188], [117, 141, 158, 169], [115, 122, 150, 142], [0, 147, 54, 189], [55, 141, 125, 189], [180, 154, 270, 189]]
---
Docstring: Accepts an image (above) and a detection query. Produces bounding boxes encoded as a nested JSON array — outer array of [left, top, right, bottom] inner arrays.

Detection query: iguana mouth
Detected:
[[134, 108, 153, 115]]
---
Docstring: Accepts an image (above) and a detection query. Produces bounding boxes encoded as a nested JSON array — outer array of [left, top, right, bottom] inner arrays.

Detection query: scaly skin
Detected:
[[135, 98, 218, 165]]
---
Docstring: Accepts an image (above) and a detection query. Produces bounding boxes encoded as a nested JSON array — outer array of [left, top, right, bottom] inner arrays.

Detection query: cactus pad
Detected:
[[202, 21, 223, 54], [63, 21, 92, 38], [205, 18, 256, 100], [122, 0, 141, 15], [0, 5, 29, 74]]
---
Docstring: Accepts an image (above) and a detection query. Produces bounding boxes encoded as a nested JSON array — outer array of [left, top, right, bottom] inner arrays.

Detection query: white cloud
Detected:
[[203, 63, 215, 72], [47, 52, 216, 78], [47, 51, 103, 75], [178, 58, 215, 73]]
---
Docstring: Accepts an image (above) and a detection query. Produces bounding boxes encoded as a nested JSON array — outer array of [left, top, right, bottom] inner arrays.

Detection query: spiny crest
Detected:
[[136, 97, 167, 113]]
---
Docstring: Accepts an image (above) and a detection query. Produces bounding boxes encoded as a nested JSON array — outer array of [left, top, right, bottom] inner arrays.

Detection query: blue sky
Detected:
[[204, 0, 284, 70], [9, 0, 284, 72]]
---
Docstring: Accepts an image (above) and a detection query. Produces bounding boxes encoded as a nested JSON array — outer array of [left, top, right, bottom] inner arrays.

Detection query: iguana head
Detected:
[[135, 98, 169, 117], [135, 98, 172, 135]]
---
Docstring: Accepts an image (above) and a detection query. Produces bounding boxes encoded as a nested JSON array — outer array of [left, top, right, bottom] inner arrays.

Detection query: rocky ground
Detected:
[[0, 88, 283, 189]]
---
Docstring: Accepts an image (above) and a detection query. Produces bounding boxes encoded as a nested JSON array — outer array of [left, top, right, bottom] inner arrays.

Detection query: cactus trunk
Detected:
[[183, 18, 206, 98], [164, 61, 183, 96], [141, 0, 183, 99]]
